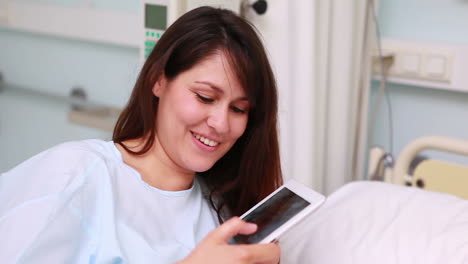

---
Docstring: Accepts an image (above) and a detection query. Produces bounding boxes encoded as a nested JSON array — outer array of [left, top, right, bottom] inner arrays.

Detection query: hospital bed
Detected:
[[279, 136, 468, 263], [390, 136, 468, 199]]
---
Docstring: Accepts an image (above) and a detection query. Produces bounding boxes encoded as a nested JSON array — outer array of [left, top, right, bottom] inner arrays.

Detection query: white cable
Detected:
[[368, 0, 394, 155]]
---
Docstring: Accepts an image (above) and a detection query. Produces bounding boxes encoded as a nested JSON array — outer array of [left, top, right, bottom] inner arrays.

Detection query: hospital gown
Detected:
[[0, 140, 219, 263]]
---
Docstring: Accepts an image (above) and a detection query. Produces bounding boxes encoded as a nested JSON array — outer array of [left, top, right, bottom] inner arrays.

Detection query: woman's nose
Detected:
[[207, 107, 230, 134]]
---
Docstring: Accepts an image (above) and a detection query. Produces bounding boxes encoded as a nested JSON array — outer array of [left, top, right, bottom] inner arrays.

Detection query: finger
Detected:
[[207, 217, 257, 243], [238, 243, 281, 264]]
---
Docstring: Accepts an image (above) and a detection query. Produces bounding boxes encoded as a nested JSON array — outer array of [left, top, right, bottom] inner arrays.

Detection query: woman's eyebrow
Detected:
[[194, 81, 224, 94]]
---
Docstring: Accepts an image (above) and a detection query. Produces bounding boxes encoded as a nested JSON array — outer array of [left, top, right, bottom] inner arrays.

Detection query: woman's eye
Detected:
[[231, 106, 246, 114], [196, 93, 214, 103]]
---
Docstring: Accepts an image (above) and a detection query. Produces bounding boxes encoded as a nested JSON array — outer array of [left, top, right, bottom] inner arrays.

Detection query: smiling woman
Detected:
[[113, 6, 282, 220], [0, 6, 282, 264], [150, 53, 249, 176]]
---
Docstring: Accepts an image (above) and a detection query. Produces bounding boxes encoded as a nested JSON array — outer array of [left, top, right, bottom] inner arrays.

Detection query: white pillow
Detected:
[[279, 181, 468, 264]]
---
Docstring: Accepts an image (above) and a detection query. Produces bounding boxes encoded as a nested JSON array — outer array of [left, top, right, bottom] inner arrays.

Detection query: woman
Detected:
[[0, 7, 282, 263]]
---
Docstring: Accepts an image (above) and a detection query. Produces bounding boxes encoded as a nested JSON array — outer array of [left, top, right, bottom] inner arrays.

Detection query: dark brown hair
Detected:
[[113, 6, 282, 220]]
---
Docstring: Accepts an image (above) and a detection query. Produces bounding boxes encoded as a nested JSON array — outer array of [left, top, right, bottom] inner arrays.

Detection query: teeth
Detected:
[[193, 133, 219, 147]]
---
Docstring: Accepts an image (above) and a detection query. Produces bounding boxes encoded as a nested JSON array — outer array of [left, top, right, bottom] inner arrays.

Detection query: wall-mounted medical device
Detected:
[[141, 0, 242, 62], [141, 0, 170, 61]]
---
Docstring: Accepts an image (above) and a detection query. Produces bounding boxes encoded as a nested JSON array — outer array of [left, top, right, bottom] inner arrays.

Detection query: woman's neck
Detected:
[[115, 138, 195, 191]]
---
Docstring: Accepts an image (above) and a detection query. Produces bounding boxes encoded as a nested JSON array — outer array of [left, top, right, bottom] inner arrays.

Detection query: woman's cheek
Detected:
[[175, 94, 202, 118], [232, 115, 248, 138]]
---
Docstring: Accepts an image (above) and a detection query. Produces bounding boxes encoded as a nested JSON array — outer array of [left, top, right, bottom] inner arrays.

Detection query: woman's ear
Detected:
[[152, 76, 167, 98]]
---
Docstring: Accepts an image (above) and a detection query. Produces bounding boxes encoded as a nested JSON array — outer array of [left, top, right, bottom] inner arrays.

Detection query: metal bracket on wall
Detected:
[[0, 79, 121, 132], [67, 87, 121, 132], [68, 108, 120, 132]]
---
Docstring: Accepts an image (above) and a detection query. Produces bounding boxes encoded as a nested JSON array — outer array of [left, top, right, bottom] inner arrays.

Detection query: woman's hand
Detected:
[[178, 217, 281, 264]]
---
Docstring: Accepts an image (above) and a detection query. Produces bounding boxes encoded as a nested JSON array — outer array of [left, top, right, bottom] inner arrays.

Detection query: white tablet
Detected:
[[230, 179, 326, 244]]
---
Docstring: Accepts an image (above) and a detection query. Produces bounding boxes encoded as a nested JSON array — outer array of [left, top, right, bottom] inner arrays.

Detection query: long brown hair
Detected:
[[113, 6, 282, 220]]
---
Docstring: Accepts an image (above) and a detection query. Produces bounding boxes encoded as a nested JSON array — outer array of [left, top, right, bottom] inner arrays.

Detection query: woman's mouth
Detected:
[[192, 132, 220, 147]]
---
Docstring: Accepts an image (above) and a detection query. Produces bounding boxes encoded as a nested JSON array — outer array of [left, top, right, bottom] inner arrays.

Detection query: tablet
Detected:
[[230, 179, 325, 244]]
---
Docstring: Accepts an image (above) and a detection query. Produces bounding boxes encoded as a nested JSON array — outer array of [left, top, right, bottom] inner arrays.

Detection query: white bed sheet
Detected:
[[279, 181, 468, 264]]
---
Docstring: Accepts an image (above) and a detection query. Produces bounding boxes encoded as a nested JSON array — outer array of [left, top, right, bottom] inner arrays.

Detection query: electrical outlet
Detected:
[[374, 44, 454, 83], [375, 39, 468, 93], [0, 2, 9, 25]]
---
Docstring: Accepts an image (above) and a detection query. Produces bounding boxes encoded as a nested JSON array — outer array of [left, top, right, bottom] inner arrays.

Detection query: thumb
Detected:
[[208, 217, 257, 243]]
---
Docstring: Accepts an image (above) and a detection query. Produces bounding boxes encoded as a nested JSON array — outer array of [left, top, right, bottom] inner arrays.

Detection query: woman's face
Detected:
[[153, 52, 250, 174]]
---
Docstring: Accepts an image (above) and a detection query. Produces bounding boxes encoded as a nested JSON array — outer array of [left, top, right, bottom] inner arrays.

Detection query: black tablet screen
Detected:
[[230, 188, 310, 244]]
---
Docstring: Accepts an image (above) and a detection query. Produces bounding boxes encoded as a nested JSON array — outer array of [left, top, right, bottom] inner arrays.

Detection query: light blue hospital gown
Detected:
[[0, 140, 219, 263]]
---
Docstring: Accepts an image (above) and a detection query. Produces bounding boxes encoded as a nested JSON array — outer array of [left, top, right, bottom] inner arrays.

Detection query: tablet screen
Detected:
[[231, 187, 310, 244]]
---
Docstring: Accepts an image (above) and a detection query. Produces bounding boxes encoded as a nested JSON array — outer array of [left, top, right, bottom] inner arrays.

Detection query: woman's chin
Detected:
[[190, 161, 217, 173], [194, 166, 214, 173]]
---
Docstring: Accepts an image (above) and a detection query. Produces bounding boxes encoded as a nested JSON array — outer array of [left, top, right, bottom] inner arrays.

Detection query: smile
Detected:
[[192, 132, 220, 147]]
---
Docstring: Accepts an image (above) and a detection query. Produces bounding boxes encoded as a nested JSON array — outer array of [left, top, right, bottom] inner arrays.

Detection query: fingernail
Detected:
[[247, 222, 257, 228]]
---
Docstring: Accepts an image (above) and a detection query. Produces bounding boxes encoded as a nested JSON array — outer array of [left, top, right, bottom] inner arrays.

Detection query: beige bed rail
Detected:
[[391, 136, 468, 185]]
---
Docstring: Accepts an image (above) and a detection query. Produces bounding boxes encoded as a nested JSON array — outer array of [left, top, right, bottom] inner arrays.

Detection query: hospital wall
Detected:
[[2, 0, 468, 173], [371, 0, 468, 165], [0, 1, 140, 172]]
